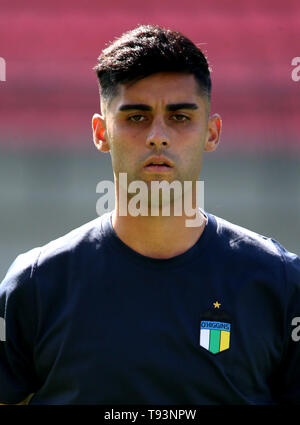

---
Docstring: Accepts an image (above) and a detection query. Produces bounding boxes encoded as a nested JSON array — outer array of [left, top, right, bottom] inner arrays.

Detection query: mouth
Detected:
[[143, 156, 174, 173], [144, 164, 173, 172]]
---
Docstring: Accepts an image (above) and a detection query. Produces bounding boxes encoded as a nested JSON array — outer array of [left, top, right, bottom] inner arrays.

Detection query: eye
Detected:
[[171, 114, 190, 122], [128, 115, 146, 122]]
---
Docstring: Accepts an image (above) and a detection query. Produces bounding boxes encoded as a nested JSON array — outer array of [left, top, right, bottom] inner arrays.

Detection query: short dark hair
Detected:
[[93, 25, 211, 105]]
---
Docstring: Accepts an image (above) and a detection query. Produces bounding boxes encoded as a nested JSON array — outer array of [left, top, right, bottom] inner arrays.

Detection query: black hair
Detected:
[[93, 24, 211, 104]]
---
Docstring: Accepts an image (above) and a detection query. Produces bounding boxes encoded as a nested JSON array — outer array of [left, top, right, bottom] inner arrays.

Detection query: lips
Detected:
[[146, 163, 171, 168], [143, 156, 174, 168]]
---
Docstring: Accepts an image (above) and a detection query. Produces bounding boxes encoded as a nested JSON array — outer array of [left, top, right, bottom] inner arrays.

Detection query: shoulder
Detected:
[[210, 212, 288, 258], [0, 213, 109, 294], [35, 214, 106, 266], [208, 212, 300, 278]]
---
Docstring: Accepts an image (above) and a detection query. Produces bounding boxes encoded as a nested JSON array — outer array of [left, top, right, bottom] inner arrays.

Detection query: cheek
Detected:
[[107, 131, 138, 174], [180, 140, 204, 178], [110, 122, 139, 150]]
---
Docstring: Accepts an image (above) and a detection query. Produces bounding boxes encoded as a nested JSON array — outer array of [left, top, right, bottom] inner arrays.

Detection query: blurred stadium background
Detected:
[[0, 0, 299, 279]]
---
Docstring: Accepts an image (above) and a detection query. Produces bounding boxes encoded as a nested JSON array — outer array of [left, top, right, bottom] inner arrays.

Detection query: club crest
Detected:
[[199, 302, 231, 355]]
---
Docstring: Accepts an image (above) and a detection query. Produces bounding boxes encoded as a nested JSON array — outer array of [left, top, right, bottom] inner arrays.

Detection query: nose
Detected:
[[145, 118, 170, 150]]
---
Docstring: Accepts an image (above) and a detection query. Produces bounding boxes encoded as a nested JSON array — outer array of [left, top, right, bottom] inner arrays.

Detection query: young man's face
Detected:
[[93, 72, 221, 190]]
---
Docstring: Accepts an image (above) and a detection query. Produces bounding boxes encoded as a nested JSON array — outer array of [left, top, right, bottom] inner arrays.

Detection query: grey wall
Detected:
[[1, 149, 299, 280]]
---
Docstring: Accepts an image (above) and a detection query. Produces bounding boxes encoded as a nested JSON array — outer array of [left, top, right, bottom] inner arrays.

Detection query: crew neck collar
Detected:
[[100, 208, 217, 269]]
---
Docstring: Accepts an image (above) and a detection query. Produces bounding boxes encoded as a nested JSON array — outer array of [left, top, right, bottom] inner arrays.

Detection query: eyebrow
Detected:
[[118, 103, 199, 112]]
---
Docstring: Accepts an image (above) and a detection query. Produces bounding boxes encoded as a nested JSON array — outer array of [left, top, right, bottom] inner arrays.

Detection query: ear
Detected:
[[92, 113, 110, 152], [204, 113, 222, 152]]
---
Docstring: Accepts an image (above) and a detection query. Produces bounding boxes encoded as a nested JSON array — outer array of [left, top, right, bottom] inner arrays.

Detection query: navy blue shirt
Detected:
[[0, 210, 300, 404]]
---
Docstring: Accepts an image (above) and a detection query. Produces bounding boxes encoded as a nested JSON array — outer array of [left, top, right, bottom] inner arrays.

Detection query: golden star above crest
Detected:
[[213, 301, 221, 309]]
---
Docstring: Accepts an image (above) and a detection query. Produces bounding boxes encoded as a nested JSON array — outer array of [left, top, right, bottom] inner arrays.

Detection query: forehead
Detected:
[[107, 72, 207, 112]]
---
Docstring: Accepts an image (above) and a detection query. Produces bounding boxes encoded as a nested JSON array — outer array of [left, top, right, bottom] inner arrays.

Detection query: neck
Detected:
[[111, 196, 207, 259]]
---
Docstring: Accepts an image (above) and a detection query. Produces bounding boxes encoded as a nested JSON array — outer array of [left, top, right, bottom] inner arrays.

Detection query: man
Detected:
[[0, 25, 300, 405]]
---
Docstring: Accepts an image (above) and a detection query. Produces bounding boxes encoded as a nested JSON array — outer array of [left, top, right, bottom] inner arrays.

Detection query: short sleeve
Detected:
[[271, 241, 300, 404], [0, 248, 41, 403]]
